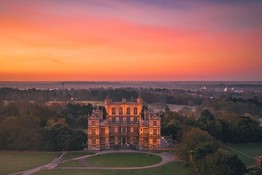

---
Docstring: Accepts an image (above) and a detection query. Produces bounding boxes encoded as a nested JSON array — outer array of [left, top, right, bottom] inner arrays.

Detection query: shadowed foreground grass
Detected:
[[0, 151, 59, 175], [37, 162, 193, 175]]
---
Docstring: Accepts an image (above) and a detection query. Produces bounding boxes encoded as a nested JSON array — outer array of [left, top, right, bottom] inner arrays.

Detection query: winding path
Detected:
[[8, 152, 66, 175], [9, 150, 177, 175], [62, 150, 177, 170]]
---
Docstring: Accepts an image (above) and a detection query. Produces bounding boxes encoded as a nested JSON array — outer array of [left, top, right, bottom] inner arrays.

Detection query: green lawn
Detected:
[[37, 162, 193, 175], [0, 151, 59, 175], [226, 143, 262, 167], [60, 160, 81, 167], [87, 153, 162, 167], [63, 151, 95, 160], [61, 153, 162, 167]]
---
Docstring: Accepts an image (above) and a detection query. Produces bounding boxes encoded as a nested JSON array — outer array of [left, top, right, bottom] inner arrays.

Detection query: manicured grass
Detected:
[[87, 153, 162, 167], [37, 162, 193, 175], [226, 143, 262, 167], [60, 153, 162, 167], [63, 151, 95, 160], [60, 160, 81, 167], [0, 151, 59, 175]]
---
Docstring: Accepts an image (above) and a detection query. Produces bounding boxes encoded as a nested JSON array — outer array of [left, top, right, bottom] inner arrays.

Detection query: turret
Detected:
[[137, 97, 143, 104], [105, 96, 110, 105]]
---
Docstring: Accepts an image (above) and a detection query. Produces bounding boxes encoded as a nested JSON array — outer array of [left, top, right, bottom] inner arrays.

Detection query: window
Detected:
[[112, 117, 116, 123], [91, 121, 96, 126], [92, 138, 96, 144], [153, 121, 157, 125], [153, 138, 157, 144], [153, 129, 157, 135], [100, 137, 105, 144], [119, 107, 123, 115], [119, 117, 123, 123], [134, 117, 137, 123], [127, 127, 130, 132], [100, 128, 105, 134], [126, 107, 130, 115], [112, 107, 116, 115], [134, 127, 138, 133], [134, 107, 137, 115], [92, 129, 96, 135]]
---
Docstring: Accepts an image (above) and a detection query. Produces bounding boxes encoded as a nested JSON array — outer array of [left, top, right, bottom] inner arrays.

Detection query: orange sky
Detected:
[[0, 0, 262, 81]]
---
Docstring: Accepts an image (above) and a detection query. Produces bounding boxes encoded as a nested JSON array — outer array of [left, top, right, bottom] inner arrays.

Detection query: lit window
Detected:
[[92, 129, 96, 135], [126, 107, 130, 115], [134, 107, 137, 115], [112, 108, 116, 115], [119, 107, 123, 115], [153, 138, 157, 144], [153, 129, 157, 135]]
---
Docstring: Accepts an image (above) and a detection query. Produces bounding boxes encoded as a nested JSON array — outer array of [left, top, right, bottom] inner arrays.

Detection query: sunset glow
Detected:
[[0, 0, 262, 81]]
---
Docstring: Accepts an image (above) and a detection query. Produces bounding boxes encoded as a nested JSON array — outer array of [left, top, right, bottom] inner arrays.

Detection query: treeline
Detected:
[[1, 87, 262, 116], [197, 110, 262, 143], [201, 98, 262, 116], [0, 87, 204, 106], [161, 109, 262, 144], [0, 101, 93, 150], [180, 127, 247, 175], [161, 109, 262, 175]]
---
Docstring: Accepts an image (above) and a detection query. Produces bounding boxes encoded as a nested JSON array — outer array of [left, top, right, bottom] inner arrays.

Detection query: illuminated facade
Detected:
[[87, 97, 161, 150]]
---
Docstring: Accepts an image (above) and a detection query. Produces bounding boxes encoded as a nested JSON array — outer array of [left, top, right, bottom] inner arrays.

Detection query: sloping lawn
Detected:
[[226, 143, 262, 167]]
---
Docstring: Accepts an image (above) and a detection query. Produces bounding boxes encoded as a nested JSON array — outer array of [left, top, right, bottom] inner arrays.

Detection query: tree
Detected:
[[41, 124, 87, 151], [211, 149, 247, 175], [0, 115, 44, 150]]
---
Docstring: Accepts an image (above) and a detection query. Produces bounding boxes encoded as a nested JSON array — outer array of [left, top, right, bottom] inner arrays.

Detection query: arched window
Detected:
[[112, 107, 116, 115], [134, 107, 137, 115], [126, 107, 130, 115], [119, 107, 123, 115]]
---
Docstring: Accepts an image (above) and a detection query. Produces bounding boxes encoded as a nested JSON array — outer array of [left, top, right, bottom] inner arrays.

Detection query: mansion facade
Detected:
[[87, 97, 161, 150]]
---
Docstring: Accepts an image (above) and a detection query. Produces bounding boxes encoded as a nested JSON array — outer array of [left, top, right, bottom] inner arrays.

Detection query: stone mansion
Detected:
[[87, 97, 161, 150]]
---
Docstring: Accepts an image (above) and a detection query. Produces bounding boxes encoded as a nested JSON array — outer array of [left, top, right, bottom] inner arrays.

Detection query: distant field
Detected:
[[0, 151, 59, 175], [226, 143, 262, 167], [47, 100, 103, 106], [37, 162, 193, 175], [167, 104, 197, 112]]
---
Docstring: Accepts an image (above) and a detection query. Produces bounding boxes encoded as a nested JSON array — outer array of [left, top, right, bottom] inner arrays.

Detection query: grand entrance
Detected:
[[122, 138, 126, 144]]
